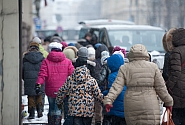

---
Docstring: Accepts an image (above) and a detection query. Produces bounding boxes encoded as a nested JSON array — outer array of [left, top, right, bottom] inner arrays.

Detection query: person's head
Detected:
[[50, 36, 62, 43], [48, 42, 63, 52], [29, 42, 39, 51], [84, 32, 92, 41], [128, 44, 149, 62], [171, 28, 185, 47], [76, 47, 88, 67], [91, 34, 98, 45], [94, 43, 102, 50], [61, 42, 68, 50], [112, 46, 126, 57], [95, 44, 109, 59], [87, 47, 95, 60], [32, 37, 41, 44], [63, 46, 78, 60], [108, 46, 114, 55], [101, 51, 110, 65]]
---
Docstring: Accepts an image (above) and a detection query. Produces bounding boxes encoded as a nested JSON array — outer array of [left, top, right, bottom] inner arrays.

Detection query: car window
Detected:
[[108, 30, 164, 52]]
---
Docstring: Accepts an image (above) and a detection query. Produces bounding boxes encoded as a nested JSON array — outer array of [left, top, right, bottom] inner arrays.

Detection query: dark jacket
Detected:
[[103, 54, 126, 118], [166, 28, 185, 108], [23, 51, 44, 95], [162, 52, 171, 81], [94, 44, 109, 90]]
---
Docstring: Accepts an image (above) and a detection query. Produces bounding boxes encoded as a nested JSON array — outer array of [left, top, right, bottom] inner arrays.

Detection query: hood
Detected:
[[24, 51, 44, 64], [95, 44, 109, 59], [166, 28, 176, 52], [73, 65, 91, 84], [107, 54, 124, 72], [47, 51, 65, 62], [172, 28, 185, 47], [128, 44, 149, 62]]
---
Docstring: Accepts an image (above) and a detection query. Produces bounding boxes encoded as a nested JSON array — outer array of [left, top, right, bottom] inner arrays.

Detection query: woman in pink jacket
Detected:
[[36, 42, 74, 125]]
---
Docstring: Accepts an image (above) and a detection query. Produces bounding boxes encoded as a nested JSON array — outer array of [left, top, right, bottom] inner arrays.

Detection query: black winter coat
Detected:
[[23, 51, 44, 95], [162, 52, 171, 82]]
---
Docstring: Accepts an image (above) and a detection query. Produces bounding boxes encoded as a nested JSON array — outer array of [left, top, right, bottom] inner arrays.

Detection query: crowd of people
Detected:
[[22, 28, 185, 125]]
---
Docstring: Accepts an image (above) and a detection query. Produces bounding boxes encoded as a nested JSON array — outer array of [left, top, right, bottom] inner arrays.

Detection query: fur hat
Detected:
[[101, 51, 110, 65], [48, 42, 63, 52], [162, 32, 168, 52], [63, 46, 78, 60], [77, 47, 88, 58], [166, 28, 176, 52], [50, 36, 62, 43], [29, 42, 39, 51], [32, 37, 41, 44]]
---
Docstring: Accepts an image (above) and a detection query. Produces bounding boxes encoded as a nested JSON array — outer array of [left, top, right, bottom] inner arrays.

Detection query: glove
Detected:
[[35, 84, 41, 95], [166, 106, 172, 112], [105, 104, 113, 112]]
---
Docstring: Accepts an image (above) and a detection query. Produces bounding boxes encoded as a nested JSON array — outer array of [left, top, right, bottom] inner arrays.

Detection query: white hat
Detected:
[[48, 42, 63, 52], [88, 47, 95, 55], [32, 37, 41, 44], [101, 51, 110, 65], [113, 50, 125, 58]]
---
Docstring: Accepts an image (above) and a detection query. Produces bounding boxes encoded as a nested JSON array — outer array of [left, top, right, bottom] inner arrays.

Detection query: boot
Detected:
[[54, 115, 62, 125], [36, 103, 43, 118], [28, 107, 35, 119], [95, 121, 102, 125], [48, 114, 54, 125]]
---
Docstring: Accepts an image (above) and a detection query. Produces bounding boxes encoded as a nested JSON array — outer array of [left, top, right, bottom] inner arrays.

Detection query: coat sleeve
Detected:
[[103, 65, 125, 105], [162, 53, 170, 81], [36, 60, 48, 84], [56, 77, 70, 105], [154, 66, 173, 106], [68, 60, 74, 76], [92, 79, 104, 103], [166, 50, 181, 89]]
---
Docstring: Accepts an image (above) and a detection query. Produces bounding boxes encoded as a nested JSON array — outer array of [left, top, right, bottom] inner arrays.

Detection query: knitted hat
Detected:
[[50, 36, 62, 43], [101, 51, 110, 65], [112, 46, 126, 57], [61, 42, 68, 50], [113, 50, 125, 58], [32, 37, 41, 44], [77, 47, 88, 58], [48, 42, 63, 52]]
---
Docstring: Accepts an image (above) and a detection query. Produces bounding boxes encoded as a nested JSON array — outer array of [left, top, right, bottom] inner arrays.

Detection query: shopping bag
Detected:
[[162, 108, 175, 125]]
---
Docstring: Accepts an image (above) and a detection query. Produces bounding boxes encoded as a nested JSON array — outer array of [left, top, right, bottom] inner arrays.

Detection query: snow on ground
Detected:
[[22, 95, 64, 124]]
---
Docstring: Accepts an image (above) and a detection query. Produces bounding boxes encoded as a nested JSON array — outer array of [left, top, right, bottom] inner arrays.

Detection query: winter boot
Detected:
[[36, 103, 43, 118], [48, 114, 54, 125], [28, 107, 35, 119], [95, 121, 102, 125], [54, 115, 62, 125]]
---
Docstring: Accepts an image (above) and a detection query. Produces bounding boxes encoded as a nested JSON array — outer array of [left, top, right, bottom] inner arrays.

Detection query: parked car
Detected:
[[79, 24, 166, 69]]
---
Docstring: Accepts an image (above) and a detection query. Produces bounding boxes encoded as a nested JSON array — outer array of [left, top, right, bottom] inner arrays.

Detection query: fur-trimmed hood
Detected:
[[166, 28, 176, 52], [63, 46, 78, 60]]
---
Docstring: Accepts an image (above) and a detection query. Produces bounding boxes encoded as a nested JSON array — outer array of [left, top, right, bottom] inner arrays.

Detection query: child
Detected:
[[103, 54, 126, 125], [22, 42, 44, 119], [56, 47, 103, 125], [35, 42, 74, 125]]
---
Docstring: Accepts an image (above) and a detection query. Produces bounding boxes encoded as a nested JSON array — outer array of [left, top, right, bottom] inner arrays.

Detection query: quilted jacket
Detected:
[[56, 65, 103, 117], [103, 44, 173, 125], [36, 51, 74, 98]]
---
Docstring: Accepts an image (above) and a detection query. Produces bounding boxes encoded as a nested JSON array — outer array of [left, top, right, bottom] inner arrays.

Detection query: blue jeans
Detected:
[[47, 97, 62, 116]]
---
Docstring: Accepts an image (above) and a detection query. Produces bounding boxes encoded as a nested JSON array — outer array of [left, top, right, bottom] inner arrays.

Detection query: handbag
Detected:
[[162, 108, 175, 125]]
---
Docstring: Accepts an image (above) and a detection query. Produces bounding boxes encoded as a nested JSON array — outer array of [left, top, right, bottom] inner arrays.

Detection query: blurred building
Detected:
[[101, 0, 185, 30]]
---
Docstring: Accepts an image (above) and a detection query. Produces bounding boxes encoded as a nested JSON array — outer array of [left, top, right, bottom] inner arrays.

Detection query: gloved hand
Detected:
[[35, 84, 41, 95], [105, 104, 113, 112], [166, 106, 173, 112]]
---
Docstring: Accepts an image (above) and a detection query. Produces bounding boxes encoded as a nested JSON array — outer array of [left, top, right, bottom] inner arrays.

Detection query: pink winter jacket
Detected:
[[37, 51, 74, 98]]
